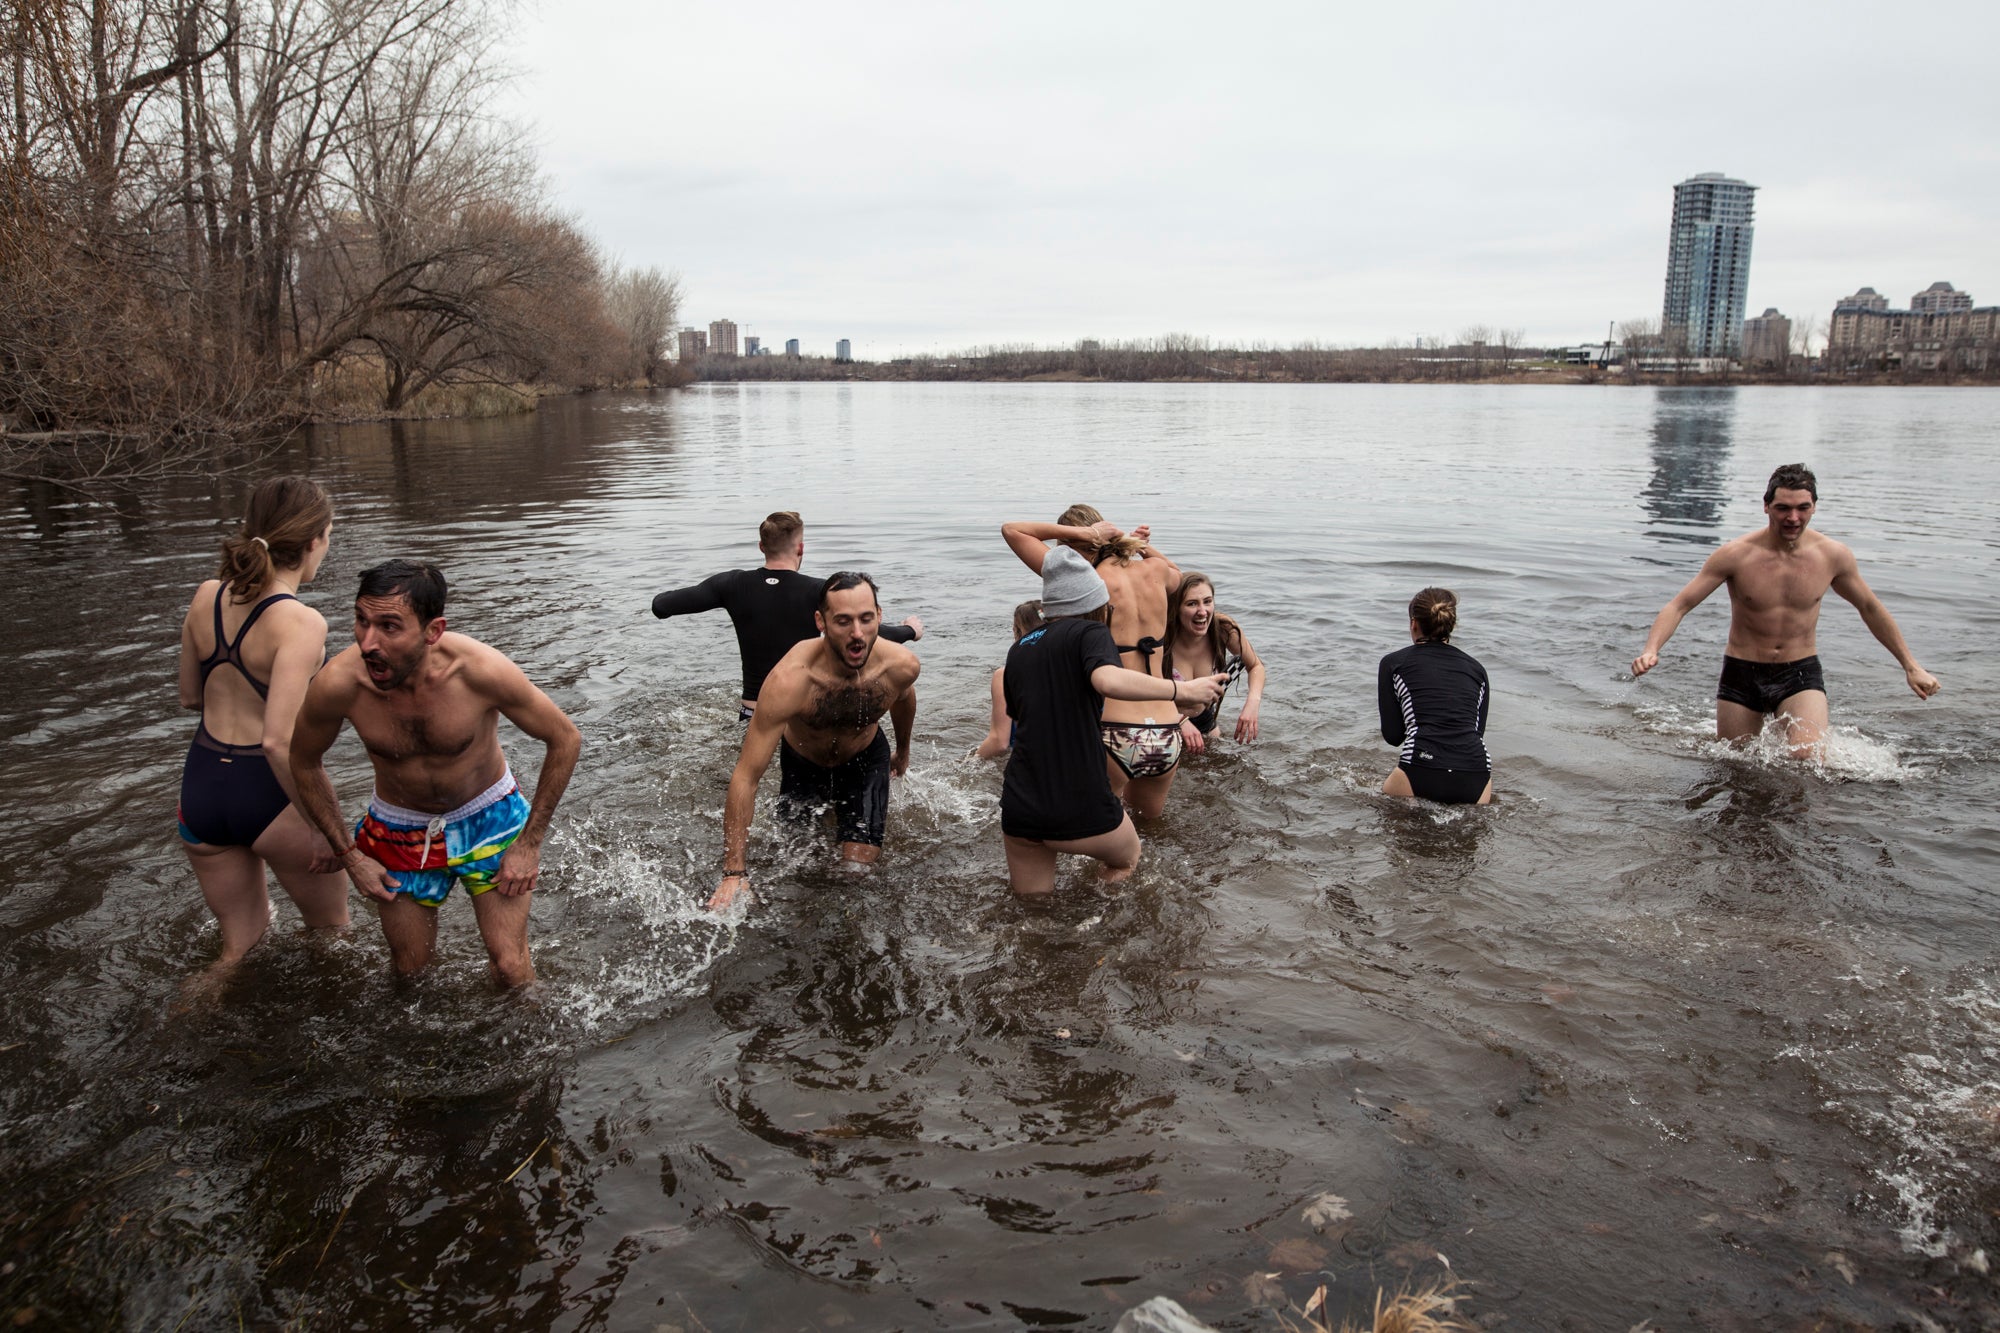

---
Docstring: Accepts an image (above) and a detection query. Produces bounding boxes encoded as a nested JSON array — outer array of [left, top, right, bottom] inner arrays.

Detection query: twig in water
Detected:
[[503, 1137, 549, 1184]]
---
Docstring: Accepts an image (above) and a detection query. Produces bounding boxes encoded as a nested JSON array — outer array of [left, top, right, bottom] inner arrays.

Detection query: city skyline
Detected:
[[500, 3, 1998, 357]]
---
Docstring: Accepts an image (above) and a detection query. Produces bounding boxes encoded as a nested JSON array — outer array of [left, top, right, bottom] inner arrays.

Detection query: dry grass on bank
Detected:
[[305, 358, 543, 423], [1281, 1280, 1474, 1333]]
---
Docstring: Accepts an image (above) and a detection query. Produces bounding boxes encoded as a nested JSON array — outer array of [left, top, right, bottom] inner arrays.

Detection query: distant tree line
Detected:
[[1, 0, 680, 484], [695, 331, 1546, 384]]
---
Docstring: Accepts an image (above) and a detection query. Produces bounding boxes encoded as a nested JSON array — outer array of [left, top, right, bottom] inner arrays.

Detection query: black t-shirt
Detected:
[[1377, 640, 1491, 771], [1001, 618, 1125, 841], [652, 568, 917, 699]]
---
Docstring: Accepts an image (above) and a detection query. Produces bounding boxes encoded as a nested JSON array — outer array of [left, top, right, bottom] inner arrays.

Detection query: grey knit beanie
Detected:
[[1041, 546, 1109, 616]]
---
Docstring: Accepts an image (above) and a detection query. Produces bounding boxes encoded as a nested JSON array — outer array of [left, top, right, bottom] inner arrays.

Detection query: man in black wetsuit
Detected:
[[651, 511, 923, 716]]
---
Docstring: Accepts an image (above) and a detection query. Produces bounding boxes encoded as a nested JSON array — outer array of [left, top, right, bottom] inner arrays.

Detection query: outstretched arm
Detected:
[[1000, 519, 1119, 575], [1378, 659, 1403, 747], [487, 657, 585, 896], [1831, 563, 1941, 699], [652, 572, 729, 619], [1091, 665, 1225, 714], [1631, 550, 1732, 677], [712, 700, 787, 910]]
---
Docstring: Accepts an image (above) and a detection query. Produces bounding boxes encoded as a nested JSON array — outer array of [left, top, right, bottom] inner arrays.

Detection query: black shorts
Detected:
[[1716, 654, 1826, 714], [1399, 763, 1490, 805], [777, 730, 891, 846]]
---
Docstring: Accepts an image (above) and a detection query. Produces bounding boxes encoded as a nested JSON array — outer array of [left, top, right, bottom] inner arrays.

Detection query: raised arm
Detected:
[[1631, 548, 1733, 677], [1830, 559, 1941, 700], [1000, 520, 1119, 575], [712, 693, 789, 910], [880, 614, 924, 645], [651, 571, 729, 619], [485, 653, 585, 896]]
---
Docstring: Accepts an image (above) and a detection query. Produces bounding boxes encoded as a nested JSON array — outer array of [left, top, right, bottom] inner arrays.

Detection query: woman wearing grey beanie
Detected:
[[997, 547, 1225, 896]]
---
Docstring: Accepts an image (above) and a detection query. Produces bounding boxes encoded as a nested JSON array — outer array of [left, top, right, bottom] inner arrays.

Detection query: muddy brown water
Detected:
[[3, 384, 1997, 1329]]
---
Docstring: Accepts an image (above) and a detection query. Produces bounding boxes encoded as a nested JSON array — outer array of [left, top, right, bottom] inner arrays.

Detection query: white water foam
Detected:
[[1637, 699, 1922, 783]]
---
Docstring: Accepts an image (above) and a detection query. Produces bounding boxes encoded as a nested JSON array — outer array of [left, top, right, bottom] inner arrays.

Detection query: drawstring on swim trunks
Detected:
[[420, 813, 446, 868]]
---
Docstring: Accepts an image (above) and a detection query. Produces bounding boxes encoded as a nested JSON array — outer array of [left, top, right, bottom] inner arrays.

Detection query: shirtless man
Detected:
[[709, 572, 920, 911], [290, 560, 582, 985], [1003, 506, 1185, 818], [1630, 463, 1940, 756], [651, 511, 922, 717]]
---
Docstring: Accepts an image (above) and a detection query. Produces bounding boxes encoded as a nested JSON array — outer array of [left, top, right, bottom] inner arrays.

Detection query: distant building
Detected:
[[784, 338, 800, 358], [676, 328, 707, 361], [744, 336, 761, 356], [1559, 344, 1624, 365], [1740, 308, 1792, 365], [1828, 282, 1997, 371], [1661, 173, 1756, 358], [1910, 281, 1974, 315], [834, 338, 852, 363], [708, 319, 739, 357]]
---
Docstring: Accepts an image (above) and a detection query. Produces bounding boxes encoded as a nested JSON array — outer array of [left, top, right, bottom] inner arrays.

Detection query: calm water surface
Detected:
[[3, 384, 1998, 1329]]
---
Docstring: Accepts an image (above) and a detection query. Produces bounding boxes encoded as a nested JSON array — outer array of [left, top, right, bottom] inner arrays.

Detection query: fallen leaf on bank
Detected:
[[1825, 1251, 1856, 1285], [1303, 1283, 1327, 1318]]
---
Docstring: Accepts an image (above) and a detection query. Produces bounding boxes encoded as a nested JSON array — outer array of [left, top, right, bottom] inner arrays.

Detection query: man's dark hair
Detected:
[[1765, 463, 1818, 504], [819, 570, 880, 611], [357, 559, 447, 623]]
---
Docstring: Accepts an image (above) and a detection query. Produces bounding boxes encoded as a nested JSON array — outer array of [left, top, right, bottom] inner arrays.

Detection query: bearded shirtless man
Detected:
[[290, 560, 582, 985], [709, 572, 920, 911], [1630, 463, 1940, 757]]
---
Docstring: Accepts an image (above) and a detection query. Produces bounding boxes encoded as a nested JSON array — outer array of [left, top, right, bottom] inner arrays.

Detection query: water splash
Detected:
[[1637, 699, 1922, 782]]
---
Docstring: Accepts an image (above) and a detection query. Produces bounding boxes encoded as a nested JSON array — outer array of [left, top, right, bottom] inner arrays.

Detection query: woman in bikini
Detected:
[[1002, 505, 1187, 819], [176, 476, 349, 966], [974, 599, 1045, 760], [1162, 571, 1265, 754], [1377, 587, 1493, 805]]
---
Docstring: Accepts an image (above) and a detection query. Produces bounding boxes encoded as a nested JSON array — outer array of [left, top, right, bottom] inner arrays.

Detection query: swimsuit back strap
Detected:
[[211, 590, 297, 699]]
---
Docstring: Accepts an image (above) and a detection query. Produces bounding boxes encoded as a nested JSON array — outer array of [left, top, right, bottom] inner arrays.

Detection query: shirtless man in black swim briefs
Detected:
[[709, 572, 921, 911], [1630, 463, 1940, 757], [651, 511, 922, 717]]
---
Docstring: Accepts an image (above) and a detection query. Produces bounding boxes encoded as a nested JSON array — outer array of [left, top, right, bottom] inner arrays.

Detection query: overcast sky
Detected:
[[498, 1, 1998, 357]]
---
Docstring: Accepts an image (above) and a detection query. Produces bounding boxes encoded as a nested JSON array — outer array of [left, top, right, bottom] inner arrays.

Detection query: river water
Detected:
[[3, 384, 1997, 1329]]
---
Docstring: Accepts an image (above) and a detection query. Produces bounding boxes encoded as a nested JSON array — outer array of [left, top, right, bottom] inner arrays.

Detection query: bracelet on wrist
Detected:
[[722, 868, 747, 878]]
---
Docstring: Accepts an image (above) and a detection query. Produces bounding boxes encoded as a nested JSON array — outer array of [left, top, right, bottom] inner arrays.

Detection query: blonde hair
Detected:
[[1012, 599, 1045, 640], [216, 477, 332, 601], [1056, 502, 1143, 563]]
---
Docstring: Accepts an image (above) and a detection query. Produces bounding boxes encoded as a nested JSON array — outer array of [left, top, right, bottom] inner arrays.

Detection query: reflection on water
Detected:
[[2, 385, 1997, 1329], [1642, 386, 1737, 545]]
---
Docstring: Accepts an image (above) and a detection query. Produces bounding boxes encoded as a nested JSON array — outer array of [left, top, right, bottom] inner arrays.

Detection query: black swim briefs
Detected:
[[1398, 762, 1490, 806], [777, 730, 891, 846], [1715, 654, 1827, 715]]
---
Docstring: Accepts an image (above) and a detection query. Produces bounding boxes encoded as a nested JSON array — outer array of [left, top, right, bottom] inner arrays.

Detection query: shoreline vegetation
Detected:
[[691, 336, 2000, 388], [1, 0, 686, 490]]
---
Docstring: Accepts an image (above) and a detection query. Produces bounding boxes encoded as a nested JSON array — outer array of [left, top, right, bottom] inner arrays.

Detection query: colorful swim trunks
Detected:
[[352, 770, 530, 907]]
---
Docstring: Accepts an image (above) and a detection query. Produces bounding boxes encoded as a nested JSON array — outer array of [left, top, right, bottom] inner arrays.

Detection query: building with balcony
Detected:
[[1740, 308, 1792, 366], [708, 320, 739, 357], [676, 329, 707, 361]]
